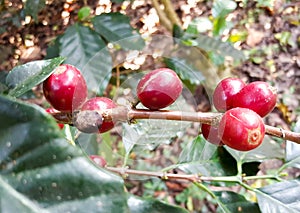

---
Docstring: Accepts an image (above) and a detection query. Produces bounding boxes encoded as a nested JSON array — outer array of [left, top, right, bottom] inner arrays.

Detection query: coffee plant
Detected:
[[1, 1, 300, 213]]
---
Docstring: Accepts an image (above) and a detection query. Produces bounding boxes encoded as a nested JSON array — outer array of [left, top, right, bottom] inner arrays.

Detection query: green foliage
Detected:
[[1, 1, 300, 212], [24, 0, 45, 22], [257, 178, 300, 212], [92, 12, 145, 50], [5, 57, 65, 97], [46, 13, 145, 94], [128, 195, 188, 213], [183, 33, 245, 61], [59, 23, 112, 94], [78, 6, 91, 21], [0, 10, 22, 34], [212, 0, 236, 36], [122, 95, 192, 153], [0, 71, 8, 93], [212, 0, 237, 18], [214, 191, 260, 212], [0, 95, 188, 213], [164, 57, 205, 85], [225, 136, 284, 164]]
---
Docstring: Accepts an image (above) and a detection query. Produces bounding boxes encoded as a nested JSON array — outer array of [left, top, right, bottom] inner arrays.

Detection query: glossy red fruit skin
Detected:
[[219, 107, 265, 151], [81, 97, 117, 133], [232, 81, 277, 117], [45, 108, 64, 129], [213, 77, 246, 112], [43, 64, 87, 112], [90, 155, 107, 167], [137, 68, 183, 110], [201, 124, 223, 146]]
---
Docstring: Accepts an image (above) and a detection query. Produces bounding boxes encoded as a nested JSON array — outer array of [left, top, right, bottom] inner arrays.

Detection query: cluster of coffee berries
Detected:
[[43, 64, 117, 133], [43, 65, 183, 133], [202, 77, 277, 151]]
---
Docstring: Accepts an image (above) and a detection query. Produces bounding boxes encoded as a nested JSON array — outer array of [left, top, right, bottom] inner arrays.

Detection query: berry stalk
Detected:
[[50, 107, 300, 144]]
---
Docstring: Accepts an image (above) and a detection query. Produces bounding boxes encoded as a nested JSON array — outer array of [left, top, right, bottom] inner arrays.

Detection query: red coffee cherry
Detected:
[[218, 107, 265, 151], [213, 77, 246, 112], [45, 107, 64, 129], [81, 97, 117, 133], [43, 64, 87, 112], [201, 124, 223, 146], [137, 68, 183, 110], [232, 81, 277, 117], [90, 155, 107, 167]]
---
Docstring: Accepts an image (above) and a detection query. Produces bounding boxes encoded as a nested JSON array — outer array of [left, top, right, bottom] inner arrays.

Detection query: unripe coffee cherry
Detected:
[[45, 107, 64, 129], [90, 155, 107, 167], [213, 77, 246, 112], [137, 68, 182, 110], [219, 107, 265, 151], [43, 64, 88, 112], [232, 81, 277, 117], [81, 97, 117, 133], [201, 124, 223, 146]]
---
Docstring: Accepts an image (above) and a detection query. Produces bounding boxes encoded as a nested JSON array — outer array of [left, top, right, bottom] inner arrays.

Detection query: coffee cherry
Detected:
[[45, 108, 64, 129], [201, 124, 223, 146], [213, 77, 246, 112], [81, 97, 117, 133], [90, 155, 107, 167], [43, 64, 87, 112], [219, 107, 265, 151], [232, 81, 277, 117], [137, 68, 182, 110]]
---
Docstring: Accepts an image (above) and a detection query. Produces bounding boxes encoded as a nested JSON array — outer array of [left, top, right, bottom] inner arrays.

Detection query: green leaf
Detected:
[[173, 24, 185, 39], [178, 135, 216, 164], [257, 178, 300, 213], [24, 0, 46, 22], [6, 57, 65, 97], [285, 119, 300, 169], [225, 136, 285, 164], [128, 195, 188, 213], [0, 95, 129, 212], [0, 176, 48, 213], [186, 17, 212, 34], [164, 57, 205, 85], [213, 16, 227, 36], [59, 23, 112, 94], [45, 36, 62, 59], [119, 72, 193, 152], [192, 34, 245, 60], [123, 95, 193, 153], [0, 94, 189, 212], [212, 0, 237, 18], [177, 136, 218, 175], [78, 6, 91, 21], [76, 132, 99, 155], [176, 137, 237, 176], [215, 191, 260, 213], [229, 30, 248, 43], [92, 12, 145, 50], [0, 71, 9, 93]]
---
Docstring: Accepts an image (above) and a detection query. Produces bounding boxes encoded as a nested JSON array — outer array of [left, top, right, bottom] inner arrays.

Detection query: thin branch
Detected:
[[106, 166, 237, 182], [151, 0, 173, 31], [105, 167, 286, 183], [161, 0, 182, 27], [51, 107, 300, 144]]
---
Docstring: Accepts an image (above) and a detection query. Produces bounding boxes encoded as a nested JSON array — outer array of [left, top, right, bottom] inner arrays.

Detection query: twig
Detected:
[[51, 107, 300, 144], [105, 167, 286, 183], [151, 0, 173, 31], [161, 0, 182, 27]]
